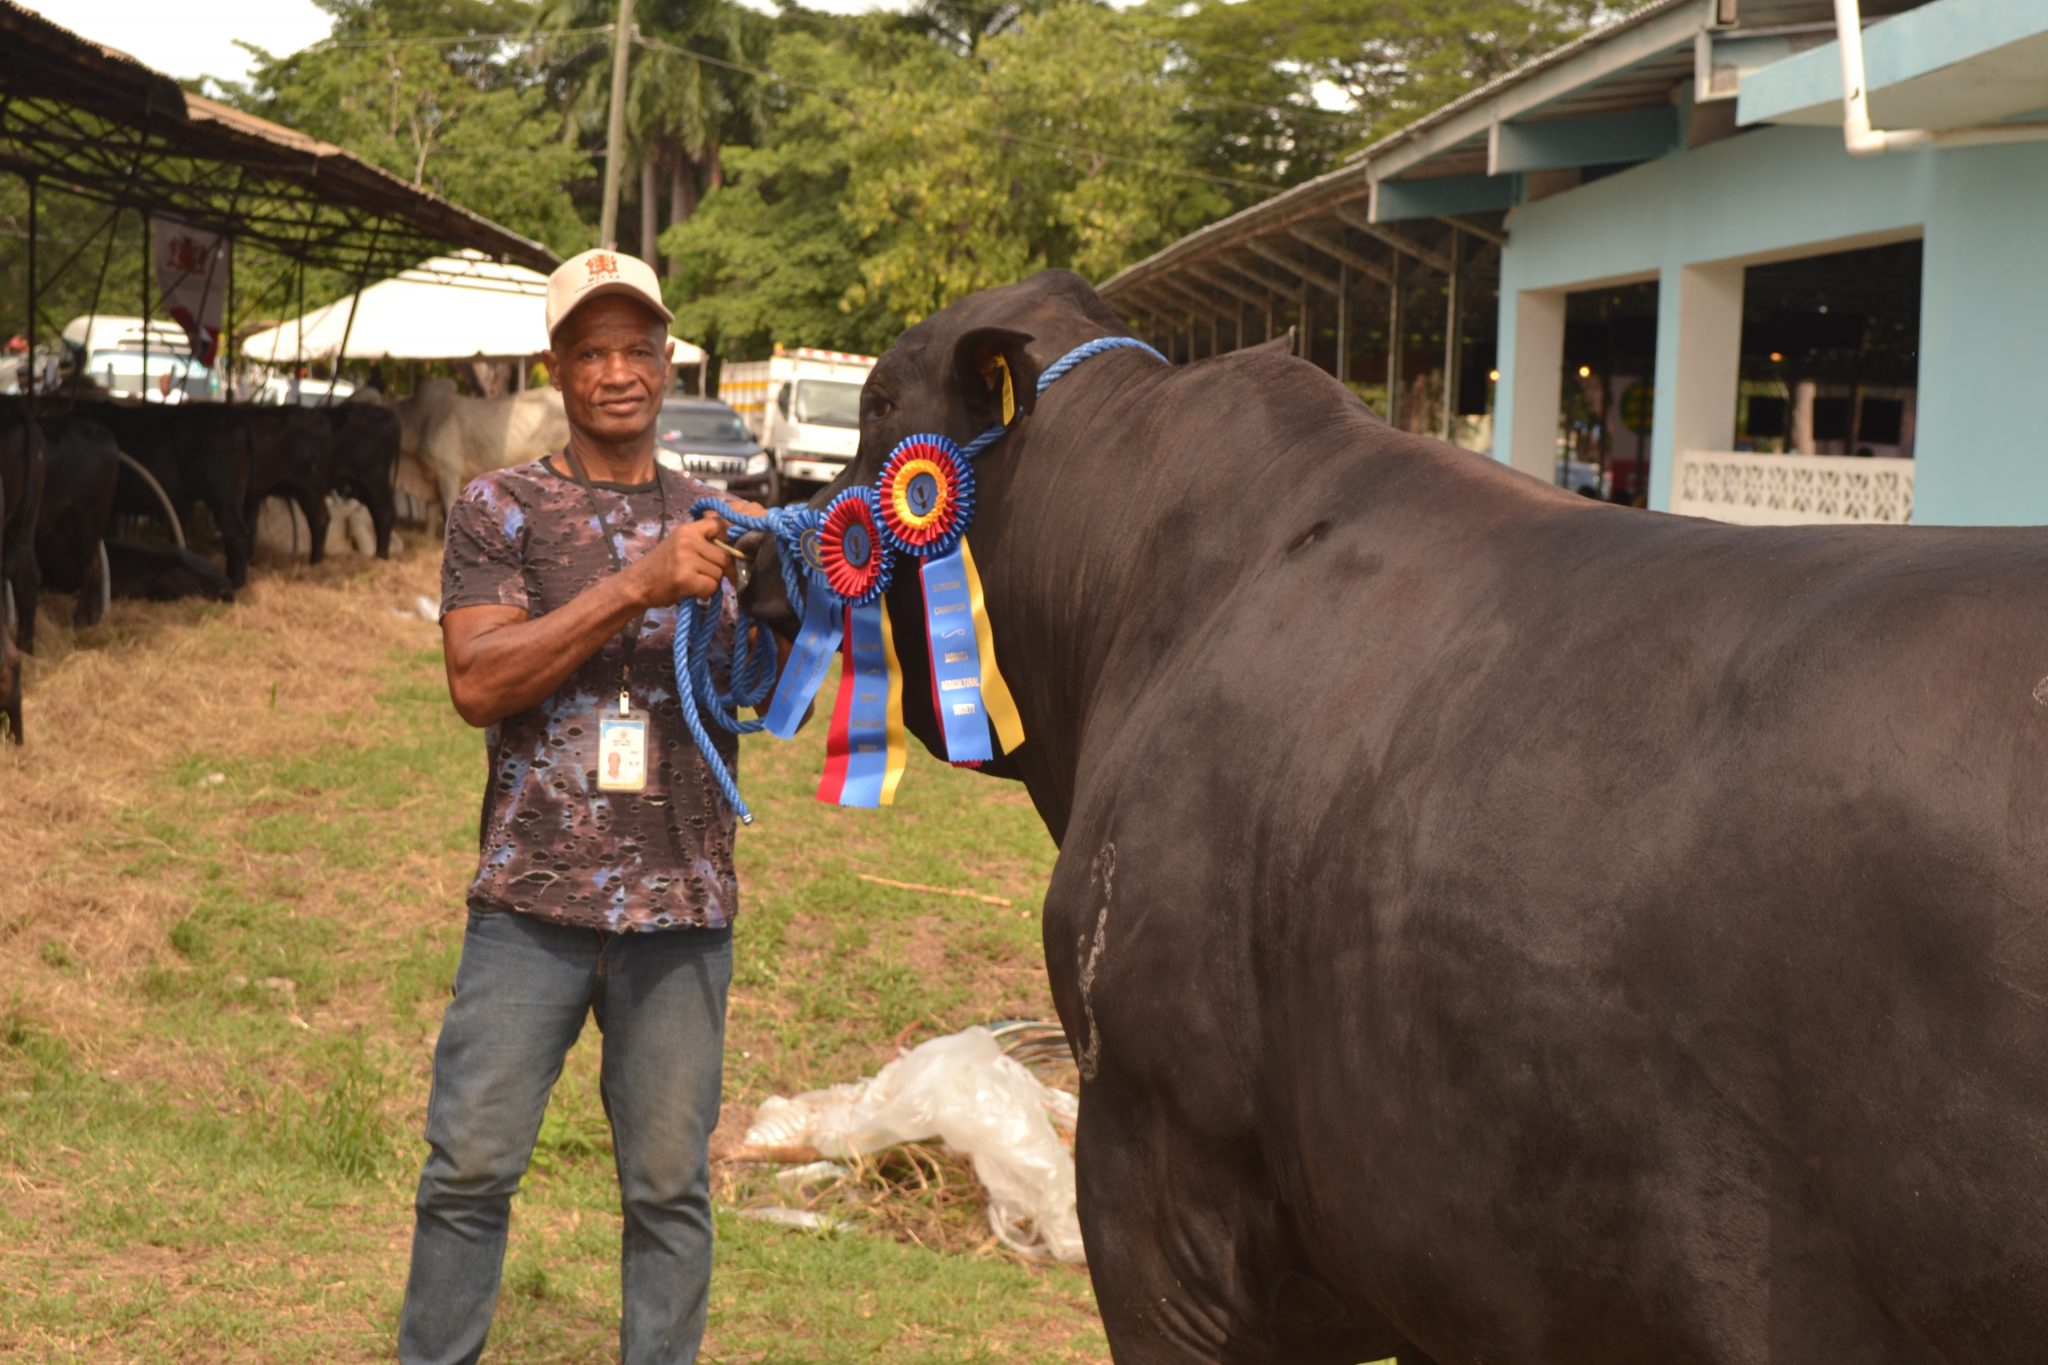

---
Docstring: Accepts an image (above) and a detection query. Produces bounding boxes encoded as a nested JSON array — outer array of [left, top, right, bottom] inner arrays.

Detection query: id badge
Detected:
[[597, 709, 650, 792]]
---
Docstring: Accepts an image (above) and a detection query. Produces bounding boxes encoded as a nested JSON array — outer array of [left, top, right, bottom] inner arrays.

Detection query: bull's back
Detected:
[[1079, 469, 2048, 1357], [1270, 506, 2048, 1356]]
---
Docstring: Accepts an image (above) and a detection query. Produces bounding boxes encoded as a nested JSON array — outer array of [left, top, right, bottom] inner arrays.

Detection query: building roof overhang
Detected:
[[1737, 0, 2048, 131], [1096, 0, 1950, 327]]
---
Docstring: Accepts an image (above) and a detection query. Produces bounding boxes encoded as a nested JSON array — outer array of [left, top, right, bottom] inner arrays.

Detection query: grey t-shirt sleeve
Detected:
[[440, 476, 532, 618]]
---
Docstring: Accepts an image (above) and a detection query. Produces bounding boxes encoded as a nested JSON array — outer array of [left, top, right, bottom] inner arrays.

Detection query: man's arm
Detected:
[[443, 516, 734, 727]]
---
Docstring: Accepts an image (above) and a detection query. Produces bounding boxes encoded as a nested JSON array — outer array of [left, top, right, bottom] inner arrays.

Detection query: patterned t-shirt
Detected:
[[440, 457, 740, 933]]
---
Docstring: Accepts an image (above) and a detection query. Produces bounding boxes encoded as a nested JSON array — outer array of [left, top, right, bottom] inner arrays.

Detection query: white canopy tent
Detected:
[[240, 250, 707, 366]]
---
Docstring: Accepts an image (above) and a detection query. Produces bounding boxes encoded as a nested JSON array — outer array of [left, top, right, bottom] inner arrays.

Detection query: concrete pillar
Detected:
[[1791, 380, 1817, 454], [1649, 261, 1744, 512], [1498, 286, 1567, 483]]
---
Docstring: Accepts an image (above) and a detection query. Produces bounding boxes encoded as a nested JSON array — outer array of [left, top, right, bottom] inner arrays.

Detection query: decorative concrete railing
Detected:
[[1673, 450, 1915, 525]]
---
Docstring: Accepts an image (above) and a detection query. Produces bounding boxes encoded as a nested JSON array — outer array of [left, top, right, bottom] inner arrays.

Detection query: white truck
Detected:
[[61, 315, 220, 401], [718, 345, 875, 497]]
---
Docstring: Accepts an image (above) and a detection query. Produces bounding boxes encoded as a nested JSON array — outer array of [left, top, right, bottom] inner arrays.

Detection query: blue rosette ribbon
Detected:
[[874, 434, 1002, 765]]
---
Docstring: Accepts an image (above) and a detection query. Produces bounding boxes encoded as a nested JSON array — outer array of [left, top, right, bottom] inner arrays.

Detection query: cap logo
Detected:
[[585, 252, 620, 285]]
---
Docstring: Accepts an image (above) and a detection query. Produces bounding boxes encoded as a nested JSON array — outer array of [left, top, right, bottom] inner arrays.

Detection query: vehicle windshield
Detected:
[[791, 379, 862, 428], [658, 408, 750, 445], [86, 351, 215, 398]]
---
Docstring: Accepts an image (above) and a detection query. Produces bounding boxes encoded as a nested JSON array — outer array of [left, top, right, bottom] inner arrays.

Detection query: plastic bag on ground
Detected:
[[742, 1026, 1084, 1262]]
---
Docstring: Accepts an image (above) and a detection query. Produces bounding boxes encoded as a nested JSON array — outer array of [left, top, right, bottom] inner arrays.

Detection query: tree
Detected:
[[900, 0, 1060, 55], [225, 0, 596, 256], [1166, 0, 1605, 145], [533, 0, 772, 274], [840, 6, 1234, 323], [665, 4, 1242, 355], [659, 30, 897, 358]]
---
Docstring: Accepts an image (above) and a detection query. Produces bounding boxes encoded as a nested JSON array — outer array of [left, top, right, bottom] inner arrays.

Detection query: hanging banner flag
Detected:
[[817, 602, 905, 808], [151, 217, 228, 366]]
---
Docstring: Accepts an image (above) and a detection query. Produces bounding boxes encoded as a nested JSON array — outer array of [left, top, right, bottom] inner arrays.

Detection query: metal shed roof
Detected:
[[0, 0, 559, 275]]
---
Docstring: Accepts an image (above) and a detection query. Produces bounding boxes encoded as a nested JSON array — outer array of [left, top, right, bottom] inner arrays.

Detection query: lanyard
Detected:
[[560, 444, 671, 713]]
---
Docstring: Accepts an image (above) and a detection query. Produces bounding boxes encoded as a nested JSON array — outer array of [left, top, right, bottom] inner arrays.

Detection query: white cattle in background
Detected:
[[255, 495, 404, 561], [392, 379, 568, 529]]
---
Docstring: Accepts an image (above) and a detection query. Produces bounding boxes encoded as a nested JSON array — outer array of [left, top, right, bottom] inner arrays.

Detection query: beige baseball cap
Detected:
[[545, 248, 675, 340]]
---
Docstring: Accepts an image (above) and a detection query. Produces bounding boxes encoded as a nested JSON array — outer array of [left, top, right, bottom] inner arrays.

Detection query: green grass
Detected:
[[0, 625, 1098, 1363]]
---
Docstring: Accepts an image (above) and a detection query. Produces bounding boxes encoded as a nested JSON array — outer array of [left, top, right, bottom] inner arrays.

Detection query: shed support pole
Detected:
[[140, 212, 150, 401], [24, 178, 36, 385], [1335, 263, 1350, 386], [85, 214, 118, 390], [1385, 252, 1403, 428], [1210, 313, 1219, 358], [1441, 230, 1461, 440], [224, 238, 235, 400], [1299, 283, 1310, 369], [329, 277, 367, 404]]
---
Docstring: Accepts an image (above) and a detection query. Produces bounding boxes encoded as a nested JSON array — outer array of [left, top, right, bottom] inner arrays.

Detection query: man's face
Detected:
[[544, 295, 674, 444]]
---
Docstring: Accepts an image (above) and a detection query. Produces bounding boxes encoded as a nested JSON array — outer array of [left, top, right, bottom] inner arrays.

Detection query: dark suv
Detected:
[[655, 399, 778, 504]]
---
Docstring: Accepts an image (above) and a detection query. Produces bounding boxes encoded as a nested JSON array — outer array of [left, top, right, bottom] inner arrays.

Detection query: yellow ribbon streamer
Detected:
[[961, 539, 1025, 755], [986, 354, 1018, 427], [877, 598, 909, 803]]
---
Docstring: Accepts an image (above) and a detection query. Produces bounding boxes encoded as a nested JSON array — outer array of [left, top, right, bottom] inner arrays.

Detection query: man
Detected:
[[400, 248, 769, 1365]]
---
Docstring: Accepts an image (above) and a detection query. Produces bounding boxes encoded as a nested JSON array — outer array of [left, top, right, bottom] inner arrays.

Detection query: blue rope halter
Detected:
[[674, 334, 1167, 824]]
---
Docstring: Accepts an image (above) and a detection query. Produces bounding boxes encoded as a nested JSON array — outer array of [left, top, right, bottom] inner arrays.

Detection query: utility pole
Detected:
[[598, 0, 637, 249]]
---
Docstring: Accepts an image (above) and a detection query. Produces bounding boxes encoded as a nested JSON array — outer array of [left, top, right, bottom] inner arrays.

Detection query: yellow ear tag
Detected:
[[995, 355, 1016, 426]]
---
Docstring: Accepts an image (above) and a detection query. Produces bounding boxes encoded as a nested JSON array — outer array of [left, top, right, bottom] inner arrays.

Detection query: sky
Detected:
[[17, 0, 901, 87]]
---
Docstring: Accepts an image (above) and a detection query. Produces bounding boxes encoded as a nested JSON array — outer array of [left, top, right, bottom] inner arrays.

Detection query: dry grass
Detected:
[[0, 544, 1106, 1362], [0, 554, 450, 1060]]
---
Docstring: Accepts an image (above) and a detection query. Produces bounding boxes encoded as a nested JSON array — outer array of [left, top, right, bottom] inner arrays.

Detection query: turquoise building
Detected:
[[1099, 0, 2048, 526]]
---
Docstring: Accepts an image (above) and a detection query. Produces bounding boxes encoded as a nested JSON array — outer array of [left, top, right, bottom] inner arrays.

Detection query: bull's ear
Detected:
[[951, 327, 1039, 432]]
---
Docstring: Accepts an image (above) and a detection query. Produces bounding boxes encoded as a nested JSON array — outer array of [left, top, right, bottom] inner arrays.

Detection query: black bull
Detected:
[[742, 272, 2048, 1365]]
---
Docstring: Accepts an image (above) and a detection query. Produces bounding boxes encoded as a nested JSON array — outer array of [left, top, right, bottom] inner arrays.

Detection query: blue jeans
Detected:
[[398, 909, 733, 1365]]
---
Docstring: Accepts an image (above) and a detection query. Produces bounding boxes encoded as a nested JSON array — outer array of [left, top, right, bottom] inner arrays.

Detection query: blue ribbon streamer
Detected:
[[762, 574, 843, 739], [918, 548, 993, 765], [836, 602, 896, 807]]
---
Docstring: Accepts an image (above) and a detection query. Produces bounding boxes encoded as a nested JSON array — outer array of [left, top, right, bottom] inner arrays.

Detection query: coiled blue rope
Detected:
[[670, 500, 815, 824], [674, 335, 1168, 823]]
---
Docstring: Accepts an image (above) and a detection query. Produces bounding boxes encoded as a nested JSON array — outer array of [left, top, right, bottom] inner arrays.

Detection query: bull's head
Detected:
[[741, 269, 1130, 776]]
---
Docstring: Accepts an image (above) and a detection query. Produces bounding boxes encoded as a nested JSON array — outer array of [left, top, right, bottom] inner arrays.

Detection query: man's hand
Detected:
[[628, 516, 733, 606]]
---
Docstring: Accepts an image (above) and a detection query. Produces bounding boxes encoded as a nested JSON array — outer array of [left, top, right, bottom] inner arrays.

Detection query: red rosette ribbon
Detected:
[[876, 435, 974, 559], [817, 486, 893, 606]]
